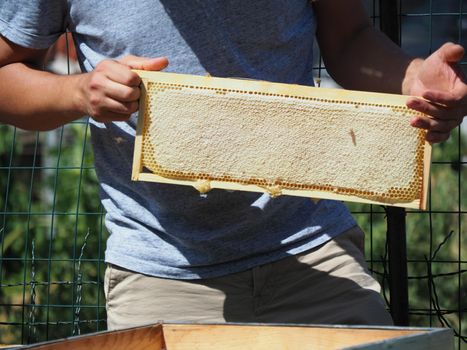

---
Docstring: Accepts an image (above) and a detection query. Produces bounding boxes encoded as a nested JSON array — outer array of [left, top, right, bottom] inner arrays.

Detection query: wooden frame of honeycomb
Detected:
[[132, 70, 431, 209]]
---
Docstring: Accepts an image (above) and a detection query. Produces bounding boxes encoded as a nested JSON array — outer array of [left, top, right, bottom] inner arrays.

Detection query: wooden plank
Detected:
[[421, 140, 431, 210], [132, 70, 431, 209], [7, 324, 453, 350], [136, 173, 422, 209], [135, 70, 414, 106], [131, 78, 148, 181], [162, 324, 426, 350], [16, 324, 163, 350], [348, 327, 454, 350]]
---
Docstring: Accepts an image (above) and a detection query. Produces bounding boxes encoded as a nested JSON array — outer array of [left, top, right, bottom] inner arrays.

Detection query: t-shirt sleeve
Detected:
[[0, 1, 68, 49]]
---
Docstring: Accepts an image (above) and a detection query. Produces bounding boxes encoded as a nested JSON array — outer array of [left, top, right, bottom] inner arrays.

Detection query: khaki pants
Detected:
[[104, 226, 393, 330]]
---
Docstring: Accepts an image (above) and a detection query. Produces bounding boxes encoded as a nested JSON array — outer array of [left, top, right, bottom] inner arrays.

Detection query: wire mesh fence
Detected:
[[0, 1, 466, 349], [0, 120, 108, 344], [392, 1, 465, 347]]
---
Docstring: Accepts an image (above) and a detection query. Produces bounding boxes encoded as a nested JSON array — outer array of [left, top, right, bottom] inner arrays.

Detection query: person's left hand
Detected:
[[406, 42, 467, 143]]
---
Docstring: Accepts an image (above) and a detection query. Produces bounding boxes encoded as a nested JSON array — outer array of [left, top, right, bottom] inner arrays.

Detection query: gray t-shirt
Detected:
[[0, 0, 357, 279]]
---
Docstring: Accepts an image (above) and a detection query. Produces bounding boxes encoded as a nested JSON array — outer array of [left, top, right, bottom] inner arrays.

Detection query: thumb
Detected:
[[437, 42, 464, 63], [119, 55, 169, 71]]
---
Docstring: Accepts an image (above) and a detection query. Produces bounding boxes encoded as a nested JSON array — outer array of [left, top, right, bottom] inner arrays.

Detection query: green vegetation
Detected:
[[0, 123, 107, 344]]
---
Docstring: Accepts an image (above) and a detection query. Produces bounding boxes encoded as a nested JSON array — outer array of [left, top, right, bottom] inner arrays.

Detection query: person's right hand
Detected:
[[77, 55, 168, 122]]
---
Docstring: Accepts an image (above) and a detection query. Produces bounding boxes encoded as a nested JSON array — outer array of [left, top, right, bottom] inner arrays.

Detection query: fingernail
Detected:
[[410, 99, 420, 107], [422, 92, 432, 100], [407, 101, 418, 110]]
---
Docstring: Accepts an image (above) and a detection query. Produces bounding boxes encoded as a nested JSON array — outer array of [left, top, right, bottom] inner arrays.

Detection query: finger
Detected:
[[92, 111, 132, 123], [406, 97, 451, 119], [97, 60, 141, 86], [409, 114, 460, 133], [103, 79, 140, 102], [120, 55, 169, 71], [438, 42, 465, 63], [103, 98, 139, 115], [426, 130, 451, 144], [90, 97, 138, 120], [421, 90, 461, 107]]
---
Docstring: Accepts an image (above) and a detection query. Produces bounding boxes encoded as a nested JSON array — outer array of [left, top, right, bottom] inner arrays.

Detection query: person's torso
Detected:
[[66, 0, 356, 278]]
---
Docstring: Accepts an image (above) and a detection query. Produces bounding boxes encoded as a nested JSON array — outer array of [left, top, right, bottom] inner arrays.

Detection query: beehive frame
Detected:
[[132, 71, 431, 209]]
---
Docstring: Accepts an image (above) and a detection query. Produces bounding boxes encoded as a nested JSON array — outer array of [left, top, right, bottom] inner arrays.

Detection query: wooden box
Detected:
[[2, 323, 453, 350]]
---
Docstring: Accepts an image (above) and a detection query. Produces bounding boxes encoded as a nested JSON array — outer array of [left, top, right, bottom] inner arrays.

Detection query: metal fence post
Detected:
[[386, 207, 409, 326], [379, 0, 409, 326]]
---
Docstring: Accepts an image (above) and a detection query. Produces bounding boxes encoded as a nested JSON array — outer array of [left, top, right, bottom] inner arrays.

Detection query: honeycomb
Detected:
[[134, 72, 430, 209]]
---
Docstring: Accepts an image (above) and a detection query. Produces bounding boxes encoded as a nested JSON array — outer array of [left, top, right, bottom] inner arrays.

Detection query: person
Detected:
[[0, 0, 465, 330]]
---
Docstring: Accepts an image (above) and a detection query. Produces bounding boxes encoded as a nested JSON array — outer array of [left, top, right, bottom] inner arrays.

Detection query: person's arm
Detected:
[[313, 0, 467, 143], [0, 36, 168, 131]]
